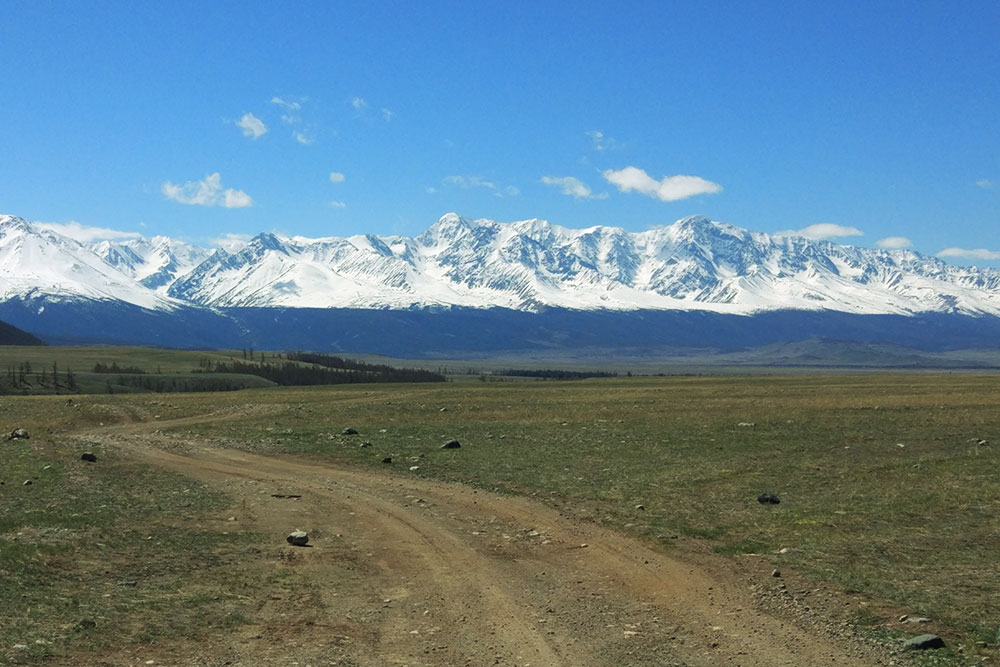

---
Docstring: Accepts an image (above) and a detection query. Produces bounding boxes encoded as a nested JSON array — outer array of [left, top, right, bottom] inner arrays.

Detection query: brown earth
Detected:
[[73, 416, 903, 666]]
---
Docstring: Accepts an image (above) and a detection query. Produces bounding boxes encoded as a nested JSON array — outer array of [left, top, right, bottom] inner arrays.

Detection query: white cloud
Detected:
[[937, 247, 1000, 260], [210, 233, 253, 251], [976, 179, 994, 189], [236, 112, 267, 139], [586, 130, 616, 151], [35, 220, 141, 243], [293, 131, 314, 145], [270, 96, 304, 125], [270, 96, 301, 111], [425, 186, 438, 194], [446, 175, 496, 190], [329, 200, 347, 209], [602, 166, 722, 202], [381, 107, 394, 122], [329, 171, 345, 183], [352, 97, 367, 111], [775, 223, 863, 240], [876, 236, 913, 249], [161, 172, 253, 208], [540, 175, 608, 200], [445, 175, 518, 198]]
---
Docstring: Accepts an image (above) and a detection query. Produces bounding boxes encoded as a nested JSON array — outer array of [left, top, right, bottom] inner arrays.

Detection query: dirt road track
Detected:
[[90, 427, 895, 666]]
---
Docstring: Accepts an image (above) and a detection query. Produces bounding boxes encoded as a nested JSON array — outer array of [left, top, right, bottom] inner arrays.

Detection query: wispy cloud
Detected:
[[35, 220, 141, 243], [425, 186, 438, 194], [876, 236, 912, 249], [381, 107, 394, 122], [236, 112, 267, 139], [775, 223, 863, 240], [446, 175, 495, 190], [976, 179, 994, 189], [937, 247, 1000, 260], [211, 233, 253, 251], [351, 97, 368, 111], [445, 175, 518, 197], [270, 96, 302, 112], [270, 96, 304, 125], [329, 200, 347, 209], [293, 131, 314, 145], [161, 173, 252, 208], [602, 166, 722, 202], [586, 130, 616, 151], [329, 171, 345, 183], [540, 175, 608, 200]]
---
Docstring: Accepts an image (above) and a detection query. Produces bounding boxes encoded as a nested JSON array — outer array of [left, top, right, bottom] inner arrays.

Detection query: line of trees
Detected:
[[107, 375, 246, 393], [93, 361, 146, 374], [196, 354, 445, 385], [285, 352, 445, 382], [490, 368, 618, 380], [3, 360, 77, 393]]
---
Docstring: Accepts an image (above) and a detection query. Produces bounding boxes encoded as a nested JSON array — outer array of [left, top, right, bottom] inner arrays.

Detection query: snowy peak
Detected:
[[0, 216, 183, 310], [3, 212, 1000, 316]]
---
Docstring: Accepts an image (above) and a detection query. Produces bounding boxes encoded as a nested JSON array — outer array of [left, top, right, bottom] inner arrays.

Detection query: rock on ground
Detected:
[[902, 634, 945, 650], [286, 530, 309, 546]]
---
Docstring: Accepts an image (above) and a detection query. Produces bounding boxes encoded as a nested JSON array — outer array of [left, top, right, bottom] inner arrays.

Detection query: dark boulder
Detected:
[[903, 634, 945, 650], [757, 493, 781, 505]]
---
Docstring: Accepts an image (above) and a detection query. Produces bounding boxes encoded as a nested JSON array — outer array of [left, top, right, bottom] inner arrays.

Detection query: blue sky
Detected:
[[2, 1, 998, 265]]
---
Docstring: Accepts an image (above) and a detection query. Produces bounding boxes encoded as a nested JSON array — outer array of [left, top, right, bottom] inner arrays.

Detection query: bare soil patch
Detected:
[[75, 423, 900, 666]]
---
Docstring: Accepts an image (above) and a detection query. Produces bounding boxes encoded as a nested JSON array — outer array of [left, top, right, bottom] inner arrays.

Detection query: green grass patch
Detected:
[[0, 432, 258, 664], [153, 375, 1000, 661]]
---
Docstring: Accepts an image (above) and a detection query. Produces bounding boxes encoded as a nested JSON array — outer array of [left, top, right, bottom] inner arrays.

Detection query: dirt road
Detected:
[[87, 422, 896, 666]]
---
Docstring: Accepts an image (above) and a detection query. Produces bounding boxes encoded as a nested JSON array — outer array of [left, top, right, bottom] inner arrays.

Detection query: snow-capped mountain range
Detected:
[[3, 212, 1000, 317]]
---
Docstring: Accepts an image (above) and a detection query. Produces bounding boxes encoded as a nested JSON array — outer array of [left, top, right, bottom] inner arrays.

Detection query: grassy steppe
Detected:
[[178, 375, 1000, 654], [2, 366, 998, 663]]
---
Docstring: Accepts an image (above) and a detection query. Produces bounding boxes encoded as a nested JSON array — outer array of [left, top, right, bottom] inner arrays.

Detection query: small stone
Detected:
[[903, 634, 945, 650], [904, 616, 932, 624], [81, 452, 97, 462], [409, 466, 420, 471], [441, 440, 461, 449], [634, 504, 645, 511], [9, 428, 29, 440], [359, 442, 372, 448], [772, 569, 781, 577], [381, 456, 393, 464], [286, 530, 309, 546], [23, 479, 32, 486], [757, 493, 780, 505], [12, 644, 29, 651], [341, 427, 359, 435]]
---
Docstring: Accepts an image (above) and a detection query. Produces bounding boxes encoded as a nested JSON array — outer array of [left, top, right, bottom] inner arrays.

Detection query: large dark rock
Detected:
[[81, 452, 97, 462], [441, 439, 461, 449], [9, 428, 29, 440], [903, 634, 945, 650], [757, 493, 781, 505]]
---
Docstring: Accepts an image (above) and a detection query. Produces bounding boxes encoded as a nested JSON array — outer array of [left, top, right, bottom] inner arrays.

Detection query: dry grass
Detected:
[[3, 372, 999, 663]]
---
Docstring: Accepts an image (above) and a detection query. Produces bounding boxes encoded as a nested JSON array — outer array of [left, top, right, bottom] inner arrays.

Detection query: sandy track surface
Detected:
[[84, 421, 895, 666]]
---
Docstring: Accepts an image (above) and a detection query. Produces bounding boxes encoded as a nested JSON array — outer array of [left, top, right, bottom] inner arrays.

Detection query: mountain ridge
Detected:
[[2, 212, 1000, 317]]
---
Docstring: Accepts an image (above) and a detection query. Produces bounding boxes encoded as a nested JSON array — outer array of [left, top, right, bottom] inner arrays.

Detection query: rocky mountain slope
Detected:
[[4, 212, 999, 317]]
